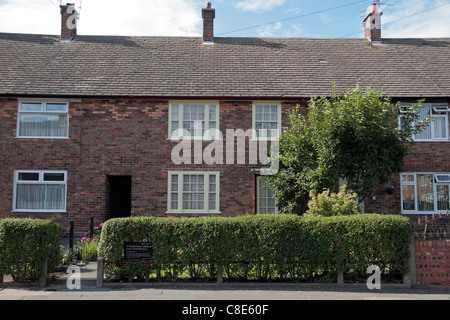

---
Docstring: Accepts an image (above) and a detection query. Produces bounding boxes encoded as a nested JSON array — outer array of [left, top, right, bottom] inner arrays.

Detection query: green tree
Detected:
[[265, 83, 430, 215]]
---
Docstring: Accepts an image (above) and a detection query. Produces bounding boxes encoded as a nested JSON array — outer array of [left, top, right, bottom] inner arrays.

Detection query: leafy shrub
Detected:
[[98, 214, 412, 283], [306, 185, 361, 217], [79, 238, 99, 262], [0, 218, 61, 282]]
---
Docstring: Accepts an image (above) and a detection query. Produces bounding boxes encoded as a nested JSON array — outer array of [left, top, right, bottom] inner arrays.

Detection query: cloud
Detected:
[[235, 0, 286, 13], [0, 0, 203, 36], [256, 22, 303, 38], [382, 0, 450, 38], [257, 22, 283, 37]]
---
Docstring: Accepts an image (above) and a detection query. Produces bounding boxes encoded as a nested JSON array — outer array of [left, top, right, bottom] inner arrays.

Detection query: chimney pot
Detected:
[[60, 3, 77, 41], [202, 2, 215, 44], [363, 3, 382, 44]]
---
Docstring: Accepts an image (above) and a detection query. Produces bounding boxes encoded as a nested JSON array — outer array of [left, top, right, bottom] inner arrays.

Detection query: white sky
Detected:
[[0, 0, 449, 38], [0, 0, 203, 36]]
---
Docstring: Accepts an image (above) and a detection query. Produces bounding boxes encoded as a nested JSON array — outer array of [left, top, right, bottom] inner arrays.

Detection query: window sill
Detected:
[[250, 138, 280, 142], [12, 210, 67, 213], [165, 211, 222, 215], [413, 139, 449, 142], [401, 211, 446, 215], [16, 136, 70, 140], [167, 137, 222, 141]]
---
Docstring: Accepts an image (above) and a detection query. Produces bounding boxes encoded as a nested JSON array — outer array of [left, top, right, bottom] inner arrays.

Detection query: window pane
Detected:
[[16, 184, 44, 210], [209, 193, 216, 210], [402, 185, 415, 211], [18, 172, 39, 181], [209, 175, 216, 192], [271, 106, 278, 114], [209, 105, 216, 121], [44, 185, 65, 210], [46, 103, 68, 112], [44, 172, 65, 181], [19, 114, 68, 137], [415, 107, 432, 140], [20, 103, 42, 112], [437, 185, 449, 211], [172, 105, 179, 120], [171, 193, 178, 210], [16, 184, 65, 210], [434, 117, 447, 139], [171, 121, 179, 132], [171, 175, 178, 192], [417, 174, 434, 211], [258, 178, 277, 214], [402, 174, 415, 182]]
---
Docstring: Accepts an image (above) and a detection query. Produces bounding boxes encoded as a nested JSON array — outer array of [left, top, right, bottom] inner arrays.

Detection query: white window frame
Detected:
[[16, 100, 70, 139], [256, 176, 278, 214], [166, 171, 220, 214], [400, 172, 450, 214], [399, 104, 449, 142], [252, 101, 282, 141], [168, 101, 220, 140], [13, 170, 68, 213]]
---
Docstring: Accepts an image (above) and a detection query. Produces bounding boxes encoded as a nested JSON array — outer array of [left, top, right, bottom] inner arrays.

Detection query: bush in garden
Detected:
[[74, 222, 103, 262], [98, 214, 411, 283], [0, 218, 60, 282], [305, 185, 361, 217]]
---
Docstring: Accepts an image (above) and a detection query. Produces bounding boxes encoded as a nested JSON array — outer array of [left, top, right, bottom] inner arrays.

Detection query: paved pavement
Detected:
[[0, 262, 449, 301]]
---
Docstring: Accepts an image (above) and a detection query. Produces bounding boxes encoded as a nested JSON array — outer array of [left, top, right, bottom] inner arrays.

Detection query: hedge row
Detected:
[[0, 219, 61, 282], [98, 214, 412, 282]]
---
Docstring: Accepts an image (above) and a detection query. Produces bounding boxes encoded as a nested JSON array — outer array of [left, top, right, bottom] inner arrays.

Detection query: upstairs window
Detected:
[[169, 102, 219, 140], [252, 102, 281, 140], [399, 104, 449, 141], [17, 101, 69, 138]]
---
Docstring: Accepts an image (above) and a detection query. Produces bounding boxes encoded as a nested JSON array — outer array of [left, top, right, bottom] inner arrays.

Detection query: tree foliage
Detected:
[[265, 83, 429, 214]]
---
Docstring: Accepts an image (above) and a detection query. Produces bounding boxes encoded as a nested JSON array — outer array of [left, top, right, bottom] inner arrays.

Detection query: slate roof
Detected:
[[0, 32, 449, 99]]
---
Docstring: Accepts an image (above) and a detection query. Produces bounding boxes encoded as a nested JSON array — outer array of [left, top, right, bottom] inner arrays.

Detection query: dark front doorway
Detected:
[[108, 175, 132, 218]]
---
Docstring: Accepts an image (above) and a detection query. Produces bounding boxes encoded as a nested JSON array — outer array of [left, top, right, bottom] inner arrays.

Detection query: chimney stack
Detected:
[[60, 3, 78, 41], [363, 2, 382, 44], [202, 2, 215, 44]]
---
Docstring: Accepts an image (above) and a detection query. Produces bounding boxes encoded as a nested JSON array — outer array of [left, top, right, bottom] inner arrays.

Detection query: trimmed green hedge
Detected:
[[0, 218, 61, 282], [98, 214, 412, 282]]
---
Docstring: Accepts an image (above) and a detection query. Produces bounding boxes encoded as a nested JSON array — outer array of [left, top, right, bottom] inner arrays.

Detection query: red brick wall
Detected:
[[415, 240, 450, 287], [364, 99, 450, 220], [0, 98, 301, 237]]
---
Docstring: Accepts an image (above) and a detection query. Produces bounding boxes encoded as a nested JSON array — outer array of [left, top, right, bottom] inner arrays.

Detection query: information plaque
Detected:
[[124, 242, 153, 261]]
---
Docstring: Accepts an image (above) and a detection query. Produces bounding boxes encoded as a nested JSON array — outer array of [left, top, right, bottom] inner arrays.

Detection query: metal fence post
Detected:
[[39, 257, 48, 287], [97, 257, 104, 288], [90, 217, 94, 239], [69, 221, 74, 261]]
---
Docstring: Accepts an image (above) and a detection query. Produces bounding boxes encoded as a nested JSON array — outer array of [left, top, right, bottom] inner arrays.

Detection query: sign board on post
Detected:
[[124, 242, 153, 261]]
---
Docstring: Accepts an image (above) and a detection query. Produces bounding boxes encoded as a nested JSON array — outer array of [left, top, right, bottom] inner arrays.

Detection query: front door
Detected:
[[108, 175, 132, 218]]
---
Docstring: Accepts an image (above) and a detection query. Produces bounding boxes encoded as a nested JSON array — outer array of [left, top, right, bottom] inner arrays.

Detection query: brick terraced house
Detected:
[[0, 3, 449, 236]]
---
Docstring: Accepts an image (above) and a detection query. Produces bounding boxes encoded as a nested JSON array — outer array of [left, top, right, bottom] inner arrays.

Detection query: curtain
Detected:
[[415, 107, 432, 140], [437, 185, 449, 211], [16, 184, 65, 210], [434, 117, 446, 139], [19, 114, 68, 137], [417, 174, 434, 211]]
